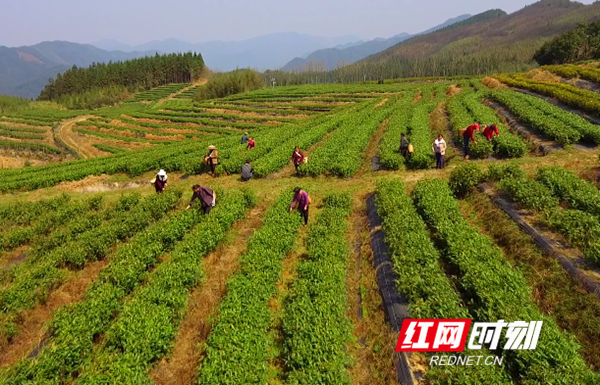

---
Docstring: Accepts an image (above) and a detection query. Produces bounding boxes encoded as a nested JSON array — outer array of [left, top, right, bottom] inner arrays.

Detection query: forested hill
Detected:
[[0, 41, 148, 98], [354, 0, 600, 78], [534, 18, 600, 64], [38, 53, 205, 101]]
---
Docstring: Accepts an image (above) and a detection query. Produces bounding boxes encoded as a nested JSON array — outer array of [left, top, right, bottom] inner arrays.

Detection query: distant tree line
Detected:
[[195, 69, 264, 101], [39, 52, 205, 101], [534, 20, 600, 65], [265, 43, 537, 85]]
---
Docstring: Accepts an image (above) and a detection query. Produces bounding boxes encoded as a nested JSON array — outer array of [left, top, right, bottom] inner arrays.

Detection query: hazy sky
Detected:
[[1, 0, 597, 47]]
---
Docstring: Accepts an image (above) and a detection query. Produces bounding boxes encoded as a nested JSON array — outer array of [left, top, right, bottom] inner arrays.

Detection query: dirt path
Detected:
[[358, 119, 389, 174], [412, 92, 423, 104], [0, 246, 28, 270], [161, 78, 209, 103], [204, 107, 309, 120], [347, 193, 399, 385], [0, 260, 107, 366], [150, 202, 269, 385], [375, 98, 389, 109], [55, 115, 99, 158], [430, 102, 460, 165], [0, 154, 52, 168], [269, 128, 339, 180], [269, 159, 298, 179]]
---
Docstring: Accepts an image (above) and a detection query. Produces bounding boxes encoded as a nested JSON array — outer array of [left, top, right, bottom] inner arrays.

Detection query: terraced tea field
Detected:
[[3, 67, 600, 384]]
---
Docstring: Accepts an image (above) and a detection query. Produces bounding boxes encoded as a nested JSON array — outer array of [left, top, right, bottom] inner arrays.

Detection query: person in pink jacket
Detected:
[[289, 187, 311, 225]]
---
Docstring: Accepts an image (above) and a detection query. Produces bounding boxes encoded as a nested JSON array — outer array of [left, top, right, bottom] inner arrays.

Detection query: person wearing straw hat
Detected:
[[241, 132, 249, 144], [152, 169, 168, 193], [204, 145, 219, 175]]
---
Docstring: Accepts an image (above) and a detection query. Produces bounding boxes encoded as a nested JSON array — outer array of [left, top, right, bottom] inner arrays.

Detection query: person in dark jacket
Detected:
[[399, 133, 409, 157], [291, 146, 305, 174], [186, 185, 217, 214], [241, 132, 249, 144], [153, 169, 168, 193], [241, 159, 253, 181], [289, 187, 311, 225]]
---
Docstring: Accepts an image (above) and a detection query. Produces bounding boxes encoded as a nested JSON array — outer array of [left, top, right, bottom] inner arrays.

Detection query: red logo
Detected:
[[396, 319, 472, 352]]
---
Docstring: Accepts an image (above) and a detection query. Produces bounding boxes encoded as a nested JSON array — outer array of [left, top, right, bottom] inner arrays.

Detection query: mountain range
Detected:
[[281, 14, 472, 72], [0, 33, 359, 98], [350, 0, 600, 78], [3, 0, 600, 99], [0, 16, 473, 99], [280, 33, 413, 72], [92, 33, 359, 72], [0, 42, 149, 99]]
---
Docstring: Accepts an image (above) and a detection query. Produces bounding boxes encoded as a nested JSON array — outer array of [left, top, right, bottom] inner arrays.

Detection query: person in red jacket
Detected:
[[291, 146, 305, 174], [483, 124, 500, 141], [463, 123, 480, 159], [247, 137, 256, 150]]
